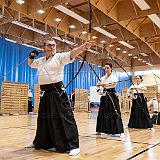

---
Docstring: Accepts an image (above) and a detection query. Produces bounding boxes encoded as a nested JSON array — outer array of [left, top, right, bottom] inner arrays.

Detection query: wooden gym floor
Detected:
[[0, 111, 160, 160]]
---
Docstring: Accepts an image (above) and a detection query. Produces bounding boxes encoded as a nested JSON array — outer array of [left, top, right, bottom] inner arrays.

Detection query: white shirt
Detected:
[[100, 74, 118, 87], [28, 90, 33, 97], [96, 74, 118, 95], [127, 83, 147, 94], [30, 52, 72, 85], [147, 98, 158, 112]]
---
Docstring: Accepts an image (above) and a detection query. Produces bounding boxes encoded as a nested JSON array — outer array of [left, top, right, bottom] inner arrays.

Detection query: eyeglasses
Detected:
[[46, 43, 56, 48], [105, 67, 111, 69]]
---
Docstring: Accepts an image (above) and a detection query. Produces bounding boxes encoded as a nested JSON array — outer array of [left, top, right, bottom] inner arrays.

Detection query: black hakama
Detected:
[[28, 98, 32, 113], [33, 82, 79, 152], [96, 88, 124, 134], [128, 93, 153, 129]]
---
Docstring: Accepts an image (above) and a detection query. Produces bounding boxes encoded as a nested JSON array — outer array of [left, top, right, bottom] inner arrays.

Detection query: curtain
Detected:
[[0, 38, 38, 89], [64, 60, 105, 94], [0, 38, 131, 97]]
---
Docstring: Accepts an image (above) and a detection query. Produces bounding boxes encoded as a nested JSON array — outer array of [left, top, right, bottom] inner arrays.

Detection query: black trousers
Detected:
[[28, 99, 32, 112], [96, 88, 124, 134], [33, 82, 79, 152], [128, 93, 153, 129]]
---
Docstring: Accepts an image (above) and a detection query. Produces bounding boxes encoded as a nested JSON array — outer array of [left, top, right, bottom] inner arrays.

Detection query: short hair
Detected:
[[43, 39, 55, 47], [105, 63, 113, 69], [136, 75, 143, 82]]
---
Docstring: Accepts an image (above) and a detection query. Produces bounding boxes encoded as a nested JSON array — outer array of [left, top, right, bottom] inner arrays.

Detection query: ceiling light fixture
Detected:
[[54, 18, 62, 22], [119, 41, 135, 49], [92, 36, 98, 39], [133, 0, 150, 10], [93, 27, 117, 39], [22, 43, 43, 50], [16, 0, 24, 4], [133, 56, 138, 59], [11, 20, 48, 35], [87, 49, 100, 54], [140, 52, 148, 56], [81, 31, 87, 34], [109, 44, 113, 47], [100, 40, 106, 43], [52, 36, 78, 46], [116, 48, 120, 51], [0, 14, 4, 19], [55, 5, 89, 24], [5, 38, 16, 43], [37, 9, 45, 14], [122, 51, 127, 53], [146, 62, 152, 66], [69, 25, 76, 28], [128, 54, 132, 56], [148, 14, 160, 28]]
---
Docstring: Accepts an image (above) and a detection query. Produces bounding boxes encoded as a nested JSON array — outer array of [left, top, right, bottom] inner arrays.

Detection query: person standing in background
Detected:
[[96, 63, 125, 137], [28, 88, 33, 113], [71, 90, 75, 111], [127, 75, 155, 131]]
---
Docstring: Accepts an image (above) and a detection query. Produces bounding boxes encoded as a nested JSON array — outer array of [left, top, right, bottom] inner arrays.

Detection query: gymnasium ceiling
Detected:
[[0, 0, 160, 68]]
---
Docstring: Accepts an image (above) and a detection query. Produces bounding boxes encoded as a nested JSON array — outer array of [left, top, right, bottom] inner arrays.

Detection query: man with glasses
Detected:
[[27, 39, 92, 156]]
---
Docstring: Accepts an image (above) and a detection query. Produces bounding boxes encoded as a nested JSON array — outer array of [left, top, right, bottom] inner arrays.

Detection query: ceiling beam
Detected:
[[5, 0, 28, 15], [90, 0, 160, 58], [155, 43, 160, 51], [117, 0, 160, 21], [0, 0, 4, 5], [139, 22, 160, 38], [1, 1, 131, 65]]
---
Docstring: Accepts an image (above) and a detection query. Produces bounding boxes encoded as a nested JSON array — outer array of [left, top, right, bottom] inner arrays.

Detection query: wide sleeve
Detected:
[[141, 84, 147, 90], [57, 51, 73, 65], [108, 75, 118, 88], [112, 75, 118, 83], [30, 57, 43, 68], [97, 76, 104, 85], [127, 85, 134, 95]]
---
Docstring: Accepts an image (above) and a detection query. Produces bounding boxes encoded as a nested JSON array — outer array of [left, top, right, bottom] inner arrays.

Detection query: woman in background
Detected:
[[28, 88, 33, 113], [127, 75, 154, 131], [96, 63, 125, 137]]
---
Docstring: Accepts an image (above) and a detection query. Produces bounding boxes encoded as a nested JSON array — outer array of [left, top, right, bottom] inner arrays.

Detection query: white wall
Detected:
[[142, 75, 160, 86], [136, 74, 160, 93], [115, 64, 160, 91], [133, 65, 160, 92]]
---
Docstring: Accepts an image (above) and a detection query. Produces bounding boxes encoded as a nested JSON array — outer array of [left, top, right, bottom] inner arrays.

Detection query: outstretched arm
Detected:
[[28, 58, 34, 66], [70, 41, 93, 59]]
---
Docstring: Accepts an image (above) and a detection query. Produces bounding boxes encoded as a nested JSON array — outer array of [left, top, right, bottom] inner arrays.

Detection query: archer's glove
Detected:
[[28, 50, 39, 59]]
